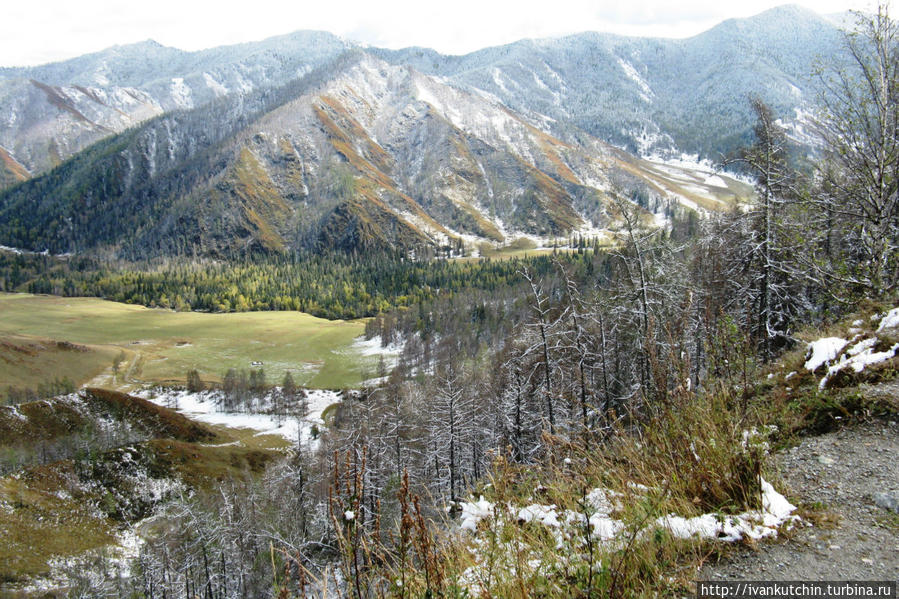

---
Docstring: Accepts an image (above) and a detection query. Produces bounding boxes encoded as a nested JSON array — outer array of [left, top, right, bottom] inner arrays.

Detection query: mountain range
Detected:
[[0, 5, 851, 257]]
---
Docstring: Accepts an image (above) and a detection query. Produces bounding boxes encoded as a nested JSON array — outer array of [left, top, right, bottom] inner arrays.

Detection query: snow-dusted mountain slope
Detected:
[[0, 32, 352, 176], [0, 52, 749, 258], [375, 5, 849, 159], [0, 6, 851, 185]]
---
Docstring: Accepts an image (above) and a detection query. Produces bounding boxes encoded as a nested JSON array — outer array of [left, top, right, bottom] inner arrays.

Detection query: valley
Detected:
[[0, 293, 384, 391], [0, 2, 897, 597]]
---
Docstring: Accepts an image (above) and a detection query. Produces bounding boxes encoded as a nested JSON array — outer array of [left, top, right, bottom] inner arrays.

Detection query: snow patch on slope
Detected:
[[458, 477, 797, 594], [459, 478, 795, 542], [617, 58, 653, 103], [804, 310, 899, 389], [169, 78, 193, 109], [805, 337, 849, 372], [203, 73, 228, 96], [704, 174, 728, 188], [818, 338, 899, 390], [877, 307, 899, 331]]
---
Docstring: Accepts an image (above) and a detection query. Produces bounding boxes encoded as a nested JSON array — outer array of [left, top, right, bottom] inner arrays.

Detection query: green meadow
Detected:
[[0, 293, 379, 391]]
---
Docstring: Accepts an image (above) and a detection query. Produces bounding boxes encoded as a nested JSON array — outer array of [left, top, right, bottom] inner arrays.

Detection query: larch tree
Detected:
[[729, 97, 801, 360], [812, 3, 899, 296]]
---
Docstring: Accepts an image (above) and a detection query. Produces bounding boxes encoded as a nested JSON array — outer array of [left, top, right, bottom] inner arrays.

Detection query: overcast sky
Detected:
[[3, 0, 874, 67]]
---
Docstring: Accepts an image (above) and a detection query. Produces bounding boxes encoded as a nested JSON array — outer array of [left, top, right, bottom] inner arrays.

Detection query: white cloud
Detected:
[[1, 0, 874, 67]]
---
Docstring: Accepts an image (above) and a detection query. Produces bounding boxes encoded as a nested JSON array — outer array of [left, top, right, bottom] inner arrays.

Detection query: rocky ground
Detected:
[[702, 416, 899, 581]]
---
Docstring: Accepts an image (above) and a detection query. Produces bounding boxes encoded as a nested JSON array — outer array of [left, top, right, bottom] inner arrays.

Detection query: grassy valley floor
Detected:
[[0, 293, 386, 391]]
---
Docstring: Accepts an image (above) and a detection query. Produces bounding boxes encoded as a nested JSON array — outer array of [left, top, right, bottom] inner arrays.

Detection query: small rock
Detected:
[[818, 455, 835, 466], [873, 491, 899, 513]]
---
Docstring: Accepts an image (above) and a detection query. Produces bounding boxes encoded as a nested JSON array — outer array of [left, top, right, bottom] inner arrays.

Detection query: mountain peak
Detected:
[[707, 3, 830, 34]]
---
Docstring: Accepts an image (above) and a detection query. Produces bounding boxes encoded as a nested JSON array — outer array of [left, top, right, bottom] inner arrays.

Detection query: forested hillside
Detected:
[[0, 249, 566, 319]]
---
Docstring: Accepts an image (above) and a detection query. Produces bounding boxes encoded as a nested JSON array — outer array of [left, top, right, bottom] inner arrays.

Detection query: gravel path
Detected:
[[702, 419, 899, 581]]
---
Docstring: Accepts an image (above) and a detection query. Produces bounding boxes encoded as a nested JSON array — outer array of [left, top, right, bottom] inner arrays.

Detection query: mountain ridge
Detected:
[[0, 51, 749, 258], [0, 5, 851, 257], [0, 5, 851, 178]]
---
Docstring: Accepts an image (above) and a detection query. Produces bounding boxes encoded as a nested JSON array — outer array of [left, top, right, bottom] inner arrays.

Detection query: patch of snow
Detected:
[[531, 71, 550, 91], [818, 337, 899, 389], [491, 67, 512, 95], [587, 513, 625, 540], [628, 482, 653, 494], [110, 525, 145, 577], [6, 404, 28, 421], [704, 175, 728, 188], [203, 72, 228, 96], [349, 335, 403, 358], [458, 475, 797, 581], [877, 307, 899, 331], [138, 387, 342, 448], [517, 504, 562, 527], [460, 496, 494, 531], [531, 71, 563, 108], [169, 78, 193, 109], [804, 337, 849, 372], [475, 159, 495, 200], [657, 480, 798, 542], [616, 58, 653, 103], [0, 244, 60, 256], [92, 61, 111, 86], [132, 476, 184, 504], [656, 477, 797, 541], [846, 337, 878, 356], [644, 152, 719, 174]]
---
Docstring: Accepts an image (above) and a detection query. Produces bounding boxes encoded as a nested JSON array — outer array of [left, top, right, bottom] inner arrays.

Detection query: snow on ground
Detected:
[[818, 338, 899, 390], [203, 72, 228, 96], [704, 174, 728, 188], [517, 503, 562, 528], [803, 308, 899, 389], [644, 152, 719, 173], [659, 479, 797, 542], [137, 387, 342, 447], [346, 335, 404, 384], [460, 496, 494, 532], [877, 307, 899, 331], [0, 244, 58, 256], [616, 58, 653, 103], [457, 477, 798, 595], [458, 477, 796, 544], [804, 337, 849, 372], [642, 153, 756, 195], [169, 77, 193, 109]]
